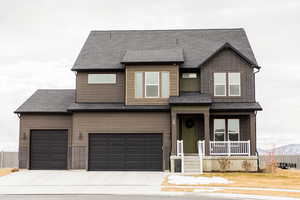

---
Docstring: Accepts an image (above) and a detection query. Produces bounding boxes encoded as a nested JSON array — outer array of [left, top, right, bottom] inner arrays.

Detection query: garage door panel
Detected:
[[88, 133, 162, 171], [30, 130, 68, 170]]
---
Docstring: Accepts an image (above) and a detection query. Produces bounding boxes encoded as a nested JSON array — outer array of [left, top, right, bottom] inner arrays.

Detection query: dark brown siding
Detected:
[[72, 112, 171, 170], [19, 114, 72, 169], [76, 72, 124, 103], [201, 49, 255, 102], [126, 65, 179, 105]]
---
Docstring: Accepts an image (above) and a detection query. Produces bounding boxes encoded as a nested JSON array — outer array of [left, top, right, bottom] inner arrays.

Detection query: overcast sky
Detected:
[[0, 0, 299, 151]]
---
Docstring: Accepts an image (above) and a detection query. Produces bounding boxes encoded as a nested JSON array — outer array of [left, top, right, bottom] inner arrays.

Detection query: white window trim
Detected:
[[214, 73, 226, 97], [213, 119, 226, 141], [145, 72, 160, 98], [228, 72, 241, 97], [227, 119, 240, 141]]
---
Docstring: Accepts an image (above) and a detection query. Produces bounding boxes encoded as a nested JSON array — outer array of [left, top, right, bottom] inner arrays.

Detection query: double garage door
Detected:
[[30, 130, 162, 171], [88, 133, 163, 171]]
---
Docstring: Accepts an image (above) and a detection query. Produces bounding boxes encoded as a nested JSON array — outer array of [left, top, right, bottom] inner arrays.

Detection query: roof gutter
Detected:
[[254, 66, 261, 73]]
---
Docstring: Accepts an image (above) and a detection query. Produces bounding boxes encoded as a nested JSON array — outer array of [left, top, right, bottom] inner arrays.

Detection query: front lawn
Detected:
[[163, 169, 300, 190], [162, 169, 300, 198]]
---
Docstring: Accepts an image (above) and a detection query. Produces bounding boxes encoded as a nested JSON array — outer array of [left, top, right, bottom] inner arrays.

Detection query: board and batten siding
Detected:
[[125, 65, 179, 105], [72, 112, 171, 170], [18, 114, 72, 169], [201, 49, 255, 102], [76, 72, 124, 103]]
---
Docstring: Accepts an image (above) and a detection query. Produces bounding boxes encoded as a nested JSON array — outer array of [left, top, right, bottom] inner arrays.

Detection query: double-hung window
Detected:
[[214, 72, 241, 96], [213, 119, 240, 141], [135, 71, 169, 98], [214, 119, 225, 141], [228, 119, 240, 141], [214, 73, 226, 96], [228, 73, 241, 96], [145, 72, 160, 98]]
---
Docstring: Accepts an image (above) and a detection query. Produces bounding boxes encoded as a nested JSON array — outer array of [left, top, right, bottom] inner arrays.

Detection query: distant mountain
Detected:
[[258, 144, 300, 155]]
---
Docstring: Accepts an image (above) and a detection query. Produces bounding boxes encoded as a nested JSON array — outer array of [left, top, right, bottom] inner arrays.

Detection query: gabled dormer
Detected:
[[121, 48, 183, 105]]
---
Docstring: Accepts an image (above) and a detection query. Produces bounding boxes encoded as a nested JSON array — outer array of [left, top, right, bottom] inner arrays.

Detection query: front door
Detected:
[[182, 116, 199, 153]]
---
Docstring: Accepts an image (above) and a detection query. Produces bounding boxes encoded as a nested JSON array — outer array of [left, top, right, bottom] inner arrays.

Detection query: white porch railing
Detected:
[[210, 140, 251, 156], [176, 140, 184, 173]]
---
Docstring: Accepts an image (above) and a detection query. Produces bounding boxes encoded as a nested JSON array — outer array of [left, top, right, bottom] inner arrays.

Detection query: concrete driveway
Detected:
[[0, 170, 167, 195], [0, 170, 165, 186]]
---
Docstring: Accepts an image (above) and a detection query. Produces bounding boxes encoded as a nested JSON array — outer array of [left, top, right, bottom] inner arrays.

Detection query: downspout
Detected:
[[252, 65, 261, 171]]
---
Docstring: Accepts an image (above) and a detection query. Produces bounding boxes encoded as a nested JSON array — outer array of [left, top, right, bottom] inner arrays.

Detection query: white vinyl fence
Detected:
[[259, 155, 300, 169], [0, 151, 18, 168]]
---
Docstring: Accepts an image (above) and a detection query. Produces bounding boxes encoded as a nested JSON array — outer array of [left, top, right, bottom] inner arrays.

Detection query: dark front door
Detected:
[[88, 133, 163, 171], [181, 115, 204, 153], [30, 130, 68, 170]]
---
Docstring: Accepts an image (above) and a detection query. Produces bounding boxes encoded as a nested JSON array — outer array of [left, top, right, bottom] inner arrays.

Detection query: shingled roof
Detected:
[[169, 92, 212, 105], [72, 28, 258, 71], [121, 48, 184, 64], [15, 90, 75, 113]]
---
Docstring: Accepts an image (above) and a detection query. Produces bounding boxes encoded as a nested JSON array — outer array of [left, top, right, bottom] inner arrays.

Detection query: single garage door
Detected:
[[30, 130, 68, 170], [88, 133, 163, 171]]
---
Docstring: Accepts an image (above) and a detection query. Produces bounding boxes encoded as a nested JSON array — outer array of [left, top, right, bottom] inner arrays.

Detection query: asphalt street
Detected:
[[0, 194, 250, 200]]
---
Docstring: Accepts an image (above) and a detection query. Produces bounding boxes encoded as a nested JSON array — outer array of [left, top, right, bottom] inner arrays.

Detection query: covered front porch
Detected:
[[169, 105, 258, 172], [171, 106, 256, 156]]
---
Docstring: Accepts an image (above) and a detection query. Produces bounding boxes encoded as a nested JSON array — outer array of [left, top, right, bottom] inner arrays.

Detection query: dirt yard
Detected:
[[0, 168, 18, 177], [162, 169, 300, 198]]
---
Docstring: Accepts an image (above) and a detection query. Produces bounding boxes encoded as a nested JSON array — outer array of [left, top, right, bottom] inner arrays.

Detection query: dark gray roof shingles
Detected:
[[68, 103, 169, 111], [169, 92, 212, 105], [72, 29, 257, 70], [211, 102, 262, 111], [15, 89, 75, 113], [121, 48, 184, 63]]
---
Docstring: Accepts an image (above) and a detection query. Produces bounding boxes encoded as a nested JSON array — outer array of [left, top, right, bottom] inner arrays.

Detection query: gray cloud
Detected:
[[0, 0, 299, 150]]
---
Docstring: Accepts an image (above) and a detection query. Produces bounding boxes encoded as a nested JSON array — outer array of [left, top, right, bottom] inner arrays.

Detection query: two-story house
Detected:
[[15, 29, 262, 172]]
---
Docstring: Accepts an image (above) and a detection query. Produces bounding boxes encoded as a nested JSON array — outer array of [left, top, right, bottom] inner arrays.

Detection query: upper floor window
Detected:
[[135, 71, 169, 98], [228, 73, 241, 96], [135, 72, 143, 98], [88, 74, 116, 84], [214, 73, 226, 96], [214, 72, 241, 97], [145, 72, 160, 98], [161, 72, 170, 98], [182, 73, 197, 79]]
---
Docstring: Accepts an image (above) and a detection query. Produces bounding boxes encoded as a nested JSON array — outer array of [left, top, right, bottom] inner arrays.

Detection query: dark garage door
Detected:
[[30, 130, 68, 170], [88, 133, 162, 171]]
